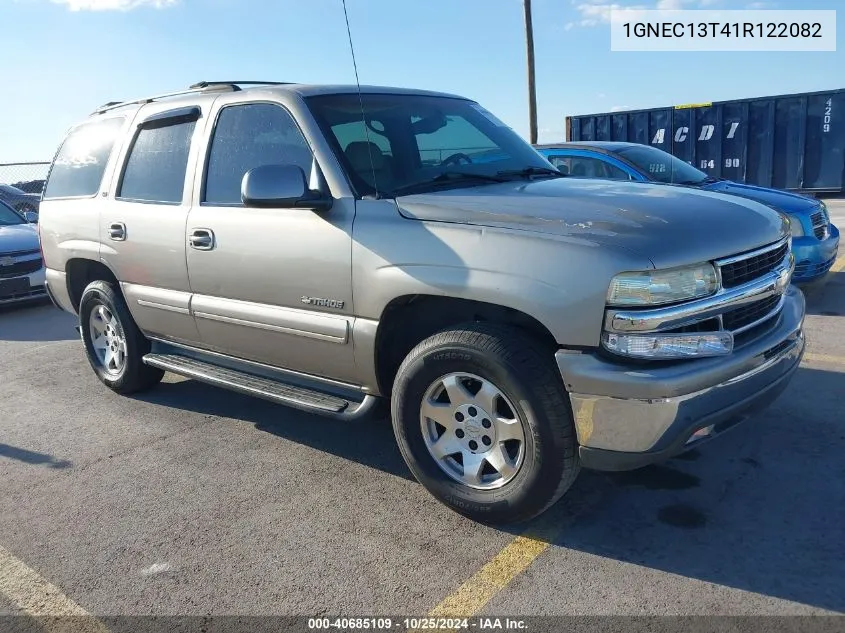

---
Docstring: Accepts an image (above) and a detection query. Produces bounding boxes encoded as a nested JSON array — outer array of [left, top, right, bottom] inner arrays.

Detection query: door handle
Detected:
[[189, 228, 215, 250], [108, 222, 126, 241]]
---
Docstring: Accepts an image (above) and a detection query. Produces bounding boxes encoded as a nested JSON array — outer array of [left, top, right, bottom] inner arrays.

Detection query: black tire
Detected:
[[78, 280, 163, 394], [391, 322, 579, 524]]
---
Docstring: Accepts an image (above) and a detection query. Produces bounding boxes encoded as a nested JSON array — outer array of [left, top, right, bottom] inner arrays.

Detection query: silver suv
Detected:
[[39, 81, 805, 523]]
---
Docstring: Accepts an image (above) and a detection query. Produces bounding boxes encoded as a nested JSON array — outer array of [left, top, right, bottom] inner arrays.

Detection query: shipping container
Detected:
[[565, 88, 845, 193]]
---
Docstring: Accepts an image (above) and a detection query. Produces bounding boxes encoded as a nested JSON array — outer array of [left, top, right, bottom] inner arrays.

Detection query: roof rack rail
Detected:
[[188, 80, 293, 89], [91, 81, 293, 116]]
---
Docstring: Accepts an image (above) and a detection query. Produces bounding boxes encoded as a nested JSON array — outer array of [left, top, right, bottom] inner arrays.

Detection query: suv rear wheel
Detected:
[[391, 323, 579, 524], [79, 280, 164, 394]]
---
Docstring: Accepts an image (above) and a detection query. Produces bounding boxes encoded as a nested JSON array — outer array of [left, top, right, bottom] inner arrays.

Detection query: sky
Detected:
[[0, 0, 842, 163]]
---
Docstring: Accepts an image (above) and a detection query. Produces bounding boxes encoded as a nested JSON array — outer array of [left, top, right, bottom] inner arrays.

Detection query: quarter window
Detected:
[[204, 103, 314, 205], [43, 117, 124, 199], [118, 117, 196, 203]]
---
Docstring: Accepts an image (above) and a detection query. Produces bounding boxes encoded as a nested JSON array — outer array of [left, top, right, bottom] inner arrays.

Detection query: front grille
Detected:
[[0, 257, 42, 279], [722, 295, 781, 332], [810, 209, 829, 240], [794, 256, 836, 280], [719, 240, 789, 288], [671, 318, 721, 334]]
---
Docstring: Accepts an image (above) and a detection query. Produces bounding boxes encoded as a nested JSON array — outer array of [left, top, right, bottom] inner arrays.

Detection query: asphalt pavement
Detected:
[[1, 228, 843, 625]]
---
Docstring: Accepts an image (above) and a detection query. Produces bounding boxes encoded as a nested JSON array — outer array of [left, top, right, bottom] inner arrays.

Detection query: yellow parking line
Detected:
[[0, 544, 109, 633], [427, 533, 551, 617], [803, 352, 845, 366], [426, 503, 587, 619], [830, 255, 845, 275]]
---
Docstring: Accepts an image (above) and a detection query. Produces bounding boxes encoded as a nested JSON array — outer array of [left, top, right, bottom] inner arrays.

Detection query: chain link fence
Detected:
[[0, 162, 51, 195]]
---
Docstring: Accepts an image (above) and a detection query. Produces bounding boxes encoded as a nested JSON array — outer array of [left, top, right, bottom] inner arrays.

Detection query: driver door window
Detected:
[[547, 155, 571, 173], [203, 103, 314, 205], [568, 157, 607, 178], [600, 161, 632, 180]]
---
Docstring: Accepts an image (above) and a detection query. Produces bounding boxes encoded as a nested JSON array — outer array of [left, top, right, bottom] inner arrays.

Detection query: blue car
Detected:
[[535, 141, 840, 283]]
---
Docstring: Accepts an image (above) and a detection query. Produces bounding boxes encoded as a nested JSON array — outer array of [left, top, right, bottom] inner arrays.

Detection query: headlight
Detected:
[[602, 331, 734, 359], [607, 263, 718, 306], [787, 214, 804, 237]]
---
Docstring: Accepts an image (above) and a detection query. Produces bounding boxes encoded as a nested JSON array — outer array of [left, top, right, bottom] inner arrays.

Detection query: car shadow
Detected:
[[0, 300, 77, 342], [520, 365, 845, 613], [800, 269, 845, 316], [135, 380, 414, 481], [0, 443, 72, 469], [135, 363, 844, 612]]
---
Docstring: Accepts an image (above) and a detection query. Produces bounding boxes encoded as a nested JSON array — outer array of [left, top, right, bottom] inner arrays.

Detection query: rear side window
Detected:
[[118, 117, 196, 204], [43, 117, 124, 199]]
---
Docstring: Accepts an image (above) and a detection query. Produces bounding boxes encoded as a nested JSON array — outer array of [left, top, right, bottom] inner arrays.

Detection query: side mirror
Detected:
[[23, 211, 38, 223], [241, 164, 332, 211]]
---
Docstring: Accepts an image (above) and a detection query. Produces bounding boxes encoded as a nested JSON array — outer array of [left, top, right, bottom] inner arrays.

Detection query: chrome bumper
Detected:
[[557, 285, 805, 471]]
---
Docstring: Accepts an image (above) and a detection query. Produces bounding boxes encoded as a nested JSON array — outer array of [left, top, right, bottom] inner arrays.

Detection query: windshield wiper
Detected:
[[386, 171, 510, 197], [495, 166, 564, 179]]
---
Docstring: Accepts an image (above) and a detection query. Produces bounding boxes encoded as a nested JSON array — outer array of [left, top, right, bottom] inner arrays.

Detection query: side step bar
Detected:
[[142, 353, 379, 420]]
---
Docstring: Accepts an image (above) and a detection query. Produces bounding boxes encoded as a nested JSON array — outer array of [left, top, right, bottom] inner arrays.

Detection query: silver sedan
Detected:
[[0, 199, 46, 305]]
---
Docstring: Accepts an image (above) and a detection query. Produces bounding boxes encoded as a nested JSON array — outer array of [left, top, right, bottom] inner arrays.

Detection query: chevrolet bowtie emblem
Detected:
[[0, 256, 15, 267]]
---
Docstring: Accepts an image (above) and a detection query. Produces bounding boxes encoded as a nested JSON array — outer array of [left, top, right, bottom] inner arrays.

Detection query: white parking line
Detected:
[[0, 544, 110, 632]]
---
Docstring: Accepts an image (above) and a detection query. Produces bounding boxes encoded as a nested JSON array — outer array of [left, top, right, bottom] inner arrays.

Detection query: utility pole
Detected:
[[524, 0, 538, 144]]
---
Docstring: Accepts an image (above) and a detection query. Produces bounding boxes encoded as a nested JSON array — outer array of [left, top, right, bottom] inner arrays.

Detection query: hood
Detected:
[[0, 223, 40, 254], [699, 179, 819, 215], [395, 177, 789, 269]]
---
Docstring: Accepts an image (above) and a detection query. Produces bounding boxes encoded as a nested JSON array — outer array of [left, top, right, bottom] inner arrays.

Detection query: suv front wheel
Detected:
[[79, 280, 164, 394], [391, 323, 579, 524]]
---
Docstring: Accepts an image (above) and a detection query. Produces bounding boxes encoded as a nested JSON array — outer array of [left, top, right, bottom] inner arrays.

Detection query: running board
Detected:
[[142, 353, 378, 420]]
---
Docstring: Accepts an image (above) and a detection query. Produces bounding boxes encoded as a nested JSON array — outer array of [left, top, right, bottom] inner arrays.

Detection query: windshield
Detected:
[[307, 93, 557, 197], [0, 201, 25, 225], [615, 144, 709, 185]]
